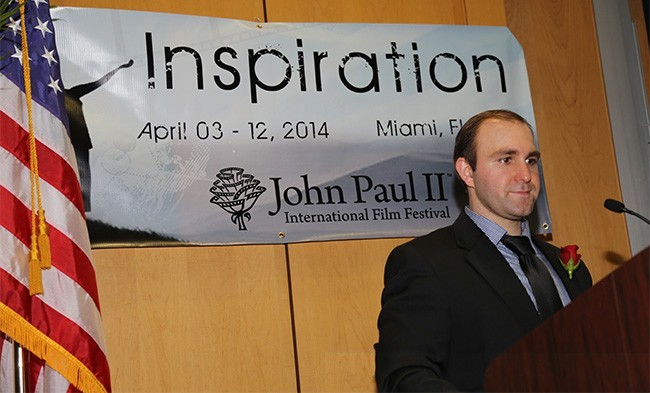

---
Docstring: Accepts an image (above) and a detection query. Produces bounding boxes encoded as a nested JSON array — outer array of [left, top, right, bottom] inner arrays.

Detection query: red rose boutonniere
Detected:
[[559, 245, 582, 279]]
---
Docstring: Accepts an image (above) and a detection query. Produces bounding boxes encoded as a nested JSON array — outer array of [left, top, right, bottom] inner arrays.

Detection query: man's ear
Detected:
[[455, 157, 475, 188]]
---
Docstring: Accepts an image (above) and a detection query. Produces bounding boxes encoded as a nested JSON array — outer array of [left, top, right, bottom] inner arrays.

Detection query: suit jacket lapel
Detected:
[[533, 239, 583, 299], [453, 212, 542, 332]]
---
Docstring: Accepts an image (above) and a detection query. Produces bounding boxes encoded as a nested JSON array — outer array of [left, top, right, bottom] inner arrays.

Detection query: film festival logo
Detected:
[[209, 167, 266, 230]]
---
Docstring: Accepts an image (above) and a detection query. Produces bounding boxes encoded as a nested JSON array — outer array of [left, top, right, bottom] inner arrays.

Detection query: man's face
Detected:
[[455, 118, 540, 232]]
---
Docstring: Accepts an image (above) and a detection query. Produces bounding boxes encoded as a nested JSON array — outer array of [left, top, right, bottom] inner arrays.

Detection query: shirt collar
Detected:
[[464, 206, 532, 245]]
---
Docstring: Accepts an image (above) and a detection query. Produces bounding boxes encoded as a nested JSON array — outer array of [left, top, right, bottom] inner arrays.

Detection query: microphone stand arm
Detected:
[[625, 209, 650, 225]]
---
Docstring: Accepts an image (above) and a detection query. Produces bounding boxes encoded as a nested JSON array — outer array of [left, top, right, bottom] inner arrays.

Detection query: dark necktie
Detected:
[[501, 235, 563, 320]]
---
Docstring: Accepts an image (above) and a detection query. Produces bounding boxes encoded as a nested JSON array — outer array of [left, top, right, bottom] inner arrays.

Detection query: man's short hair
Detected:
[[453, 109, 533, 171]]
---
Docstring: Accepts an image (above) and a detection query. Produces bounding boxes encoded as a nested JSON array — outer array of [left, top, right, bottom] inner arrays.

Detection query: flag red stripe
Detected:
[[0, 186, 100, 308], [0, 270, 111, 389], [0, 110, 85, 214], [0, 185, 31, 245], [48, 226, 101, 310]]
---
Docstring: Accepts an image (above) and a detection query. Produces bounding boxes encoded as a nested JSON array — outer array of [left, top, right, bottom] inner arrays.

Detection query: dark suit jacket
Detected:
[[375, 211, 592, 392]]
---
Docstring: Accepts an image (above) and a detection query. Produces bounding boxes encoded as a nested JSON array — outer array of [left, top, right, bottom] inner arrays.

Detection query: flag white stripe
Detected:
[[0, 337, 16, 389], [33, 362, 74, 393], [0, 226, 107, 353], [0, 146, 92, 258]]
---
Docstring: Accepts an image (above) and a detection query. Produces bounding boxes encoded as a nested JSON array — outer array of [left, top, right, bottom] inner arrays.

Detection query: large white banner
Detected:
[[51, 7, 552, 246]]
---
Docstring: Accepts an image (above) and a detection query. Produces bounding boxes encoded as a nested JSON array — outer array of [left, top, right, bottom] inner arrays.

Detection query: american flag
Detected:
[[0, 0, 111, 392]]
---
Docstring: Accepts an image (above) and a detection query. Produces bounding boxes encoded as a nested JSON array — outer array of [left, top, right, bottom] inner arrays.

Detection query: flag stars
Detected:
[[35, 18, 52, 37], [32, 0, 47, 8], [7, 17, 21, 35], [42, 46, 57, 65], [48, 75, 62, 94], [11, 45, 30, 65]]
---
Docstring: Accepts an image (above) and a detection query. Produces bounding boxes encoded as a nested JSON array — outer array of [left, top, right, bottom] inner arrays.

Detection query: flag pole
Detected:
[[13, 339, 29, 393]]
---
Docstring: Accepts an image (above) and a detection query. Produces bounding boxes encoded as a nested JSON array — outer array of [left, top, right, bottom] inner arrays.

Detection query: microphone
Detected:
[[604, 198, 650, 225]]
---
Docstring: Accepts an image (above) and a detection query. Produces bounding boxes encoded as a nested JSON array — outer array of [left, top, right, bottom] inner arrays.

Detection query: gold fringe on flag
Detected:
[[0, 303, 109, 393], [18, 0, 51, 294]]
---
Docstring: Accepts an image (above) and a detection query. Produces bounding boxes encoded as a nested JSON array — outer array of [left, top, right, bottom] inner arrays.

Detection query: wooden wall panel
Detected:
[[92, 245, 296, 392], [465, 0, 507, 25], [288, 239, 407, 392], [504, 0, 631, 281], [265, 0, 467, 24], [272, 2, 509, 392], [51, 0, 264, 20]]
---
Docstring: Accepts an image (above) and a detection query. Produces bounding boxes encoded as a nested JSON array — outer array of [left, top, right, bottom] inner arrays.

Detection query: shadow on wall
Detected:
[[87, 219, 183, 248]]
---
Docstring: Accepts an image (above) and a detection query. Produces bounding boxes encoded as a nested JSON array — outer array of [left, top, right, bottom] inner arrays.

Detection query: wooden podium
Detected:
[[484, 247, 649, 392]]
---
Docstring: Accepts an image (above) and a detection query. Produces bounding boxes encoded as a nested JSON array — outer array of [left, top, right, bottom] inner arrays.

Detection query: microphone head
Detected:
[[604, 198, 626, 213]]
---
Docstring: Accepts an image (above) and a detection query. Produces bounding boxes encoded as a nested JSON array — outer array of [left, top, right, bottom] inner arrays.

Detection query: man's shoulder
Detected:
[[385, 224, 461, 275], [413, 224, 455, 242], [396, 211, 476, 247], [394, 224, 463, 260]]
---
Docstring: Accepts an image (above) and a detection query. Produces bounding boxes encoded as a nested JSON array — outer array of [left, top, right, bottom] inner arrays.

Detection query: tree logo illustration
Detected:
[[209, 167, 266, 230]]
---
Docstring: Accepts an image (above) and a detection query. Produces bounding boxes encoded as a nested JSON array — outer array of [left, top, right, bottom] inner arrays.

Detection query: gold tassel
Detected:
[[28, 238, 43, 295], [37, 209, 51, 269]]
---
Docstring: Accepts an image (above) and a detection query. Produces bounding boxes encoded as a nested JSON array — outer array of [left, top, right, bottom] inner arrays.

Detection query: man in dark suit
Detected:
[[374, 109, 592, 392]]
